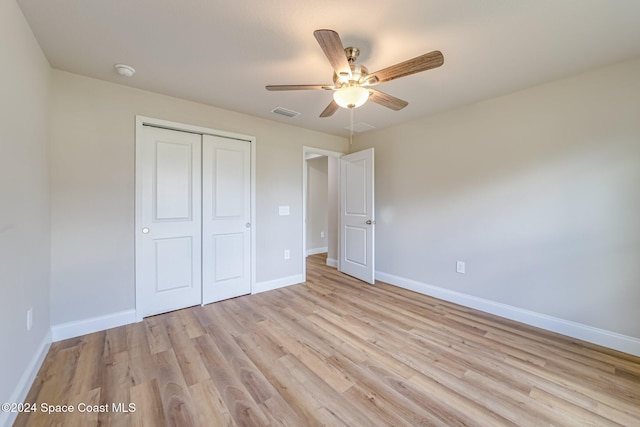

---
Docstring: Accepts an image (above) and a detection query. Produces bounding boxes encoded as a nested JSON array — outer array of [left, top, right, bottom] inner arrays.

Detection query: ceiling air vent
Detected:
[[345, 122, 376, 133], [271, 107, 301, 118]]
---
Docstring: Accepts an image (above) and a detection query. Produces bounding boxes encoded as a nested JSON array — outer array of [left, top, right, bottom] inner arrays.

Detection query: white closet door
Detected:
[[136, 126, 202, 317], [202, 135, 252, 304]]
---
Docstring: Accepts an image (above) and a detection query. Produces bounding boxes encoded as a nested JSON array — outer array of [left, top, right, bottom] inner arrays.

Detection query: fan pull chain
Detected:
[[349, 107, 354, 146]]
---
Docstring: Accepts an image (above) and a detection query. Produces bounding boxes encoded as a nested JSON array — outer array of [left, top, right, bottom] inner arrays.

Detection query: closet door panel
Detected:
[[154, 141, 194, 219], [214, 148, 245, 217], [202, 135, 251, 304], [136, 126, 202, 317]]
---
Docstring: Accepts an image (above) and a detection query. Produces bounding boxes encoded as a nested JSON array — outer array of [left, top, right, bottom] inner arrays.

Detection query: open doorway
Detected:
[[302, 146, 343, 281]]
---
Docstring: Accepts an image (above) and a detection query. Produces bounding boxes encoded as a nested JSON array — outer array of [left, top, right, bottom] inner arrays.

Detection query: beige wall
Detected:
[[327, 156, 340, 266], [0, 0, 51, 415], [50, 70, 347, 325], [306, 156, 328, 252], [351, 58, 640, 342]]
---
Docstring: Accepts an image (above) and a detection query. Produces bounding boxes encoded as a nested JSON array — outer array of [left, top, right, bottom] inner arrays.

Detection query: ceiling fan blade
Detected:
[[266, 84, 333, 91], [367, 50, 444, 85], [368, 89, 408, 111], [313, 29, 351, 78], [320, 100, 339, 118]]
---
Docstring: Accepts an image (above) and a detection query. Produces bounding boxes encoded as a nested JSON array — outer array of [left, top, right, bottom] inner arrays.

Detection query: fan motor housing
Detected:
[[344, 46, 360, 62], [333, 62, 369, 87]]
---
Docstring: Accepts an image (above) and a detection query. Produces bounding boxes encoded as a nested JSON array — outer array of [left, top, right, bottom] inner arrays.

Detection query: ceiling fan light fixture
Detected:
[[333, 85, 369, 109], [266, 29, 443, 117]]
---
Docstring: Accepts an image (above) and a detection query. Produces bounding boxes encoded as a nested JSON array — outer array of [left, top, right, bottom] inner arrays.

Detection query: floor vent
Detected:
[[271, 107, 301, 118], [345, 122, 376, 133]]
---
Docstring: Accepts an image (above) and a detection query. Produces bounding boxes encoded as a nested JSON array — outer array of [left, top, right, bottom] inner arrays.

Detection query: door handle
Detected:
[[366, 220, 375, 225], [245, 223, 251, 228], [142, 227, 150, 234]]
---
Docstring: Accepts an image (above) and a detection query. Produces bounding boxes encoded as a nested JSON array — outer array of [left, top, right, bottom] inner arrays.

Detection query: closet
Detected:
[[135, 117, 254, 319]]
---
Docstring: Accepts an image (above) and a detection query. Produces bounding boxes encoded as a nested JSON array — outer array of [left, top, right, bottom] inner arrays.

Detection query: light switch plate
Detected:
[[279, 206, 290, 216]]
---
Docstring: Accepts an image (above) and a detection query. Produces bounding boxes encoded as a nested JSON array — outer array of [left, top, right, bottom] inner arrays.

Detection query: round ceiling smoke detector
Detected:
[[115, 64, 135, 77]]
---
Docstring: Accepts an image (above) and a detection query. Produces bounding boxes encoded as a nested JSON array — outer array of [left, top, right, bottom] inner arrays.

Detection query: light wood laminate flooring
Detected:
[[16, 254, 640, 426]]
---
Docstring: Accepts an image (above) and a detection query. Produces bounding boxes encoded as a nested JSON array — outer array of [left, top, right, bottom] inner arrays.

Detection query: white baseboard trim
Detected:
[[253, 274, 304, 294], [51, 309, 136, 342], [326, 257, 338, 268], [376, 271, 640, 357], [2, 330, 51, 427], [306, 247, 328, 257]]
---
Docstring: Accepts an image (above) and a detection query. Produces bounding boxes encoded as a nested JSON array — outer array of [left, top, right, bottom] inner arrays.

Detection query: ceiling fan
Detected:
[[266, 29, 444, 118]]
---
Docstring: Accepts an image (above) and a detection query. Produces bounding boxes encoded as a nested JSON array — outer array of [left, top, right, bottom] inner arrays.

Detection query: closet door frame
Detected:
[[134, 115, 256, 322]]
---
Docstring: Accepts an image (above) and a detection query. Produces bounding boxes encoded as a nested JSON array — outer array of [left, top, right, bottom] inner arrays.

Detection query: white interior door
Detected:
[[340, 148, 375, 284], [202, 135, 252, 303], [136, 126, 202, 317]]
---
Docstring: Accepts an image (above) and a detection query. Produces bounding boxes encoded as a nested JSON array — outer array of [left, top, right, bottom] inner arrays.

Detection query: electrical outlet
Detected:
[[284, 249, 290, 260], [27, 307, 33, 331], [320, 231, 325, 238], [456, 261, 466, 274]]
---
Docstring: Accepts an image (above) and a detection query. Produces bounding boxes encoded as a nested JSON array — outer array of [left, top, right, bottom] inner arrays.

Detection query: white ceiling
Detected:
[[17, 0, 640, 137]]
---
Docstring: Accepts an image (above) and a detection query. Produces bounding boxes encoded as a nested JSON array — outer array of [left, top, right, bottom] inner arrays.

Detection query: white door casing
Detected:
[[136, 125, 203, 318], [301, 146, 344, 281], [202, 135, 252, 304], [339, 148, 375, 284]]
